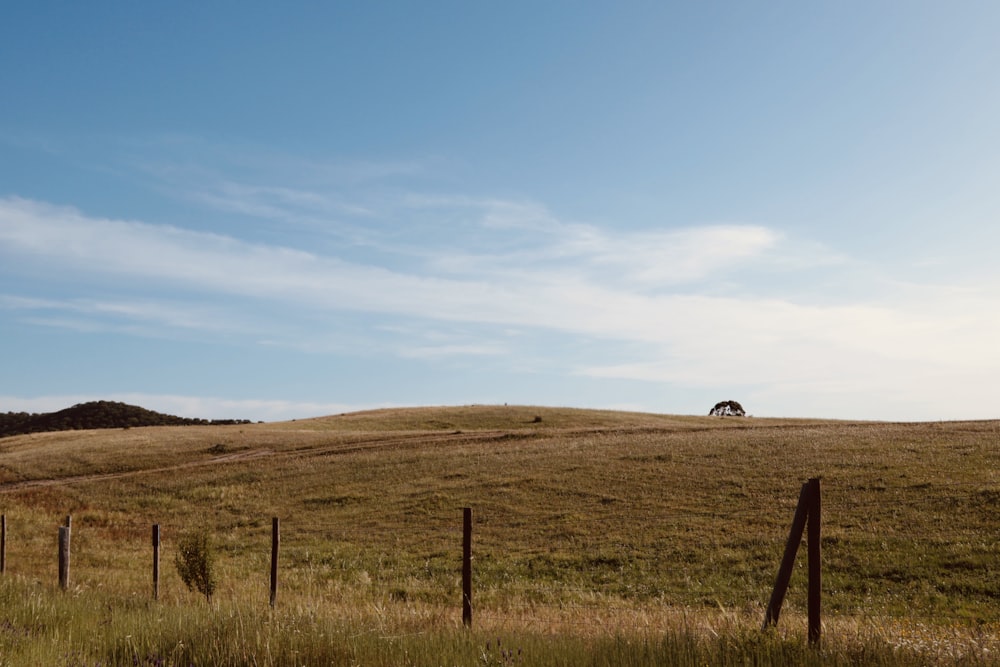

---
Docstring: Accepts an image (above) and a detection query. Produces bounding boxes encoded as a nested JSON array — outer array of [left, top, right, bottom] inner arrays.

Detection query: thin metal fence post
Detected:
[[462, 507, 472, 628], [270, 517, 280, 608], [807, 478, 822, 644], [152, 524, 161, 601]]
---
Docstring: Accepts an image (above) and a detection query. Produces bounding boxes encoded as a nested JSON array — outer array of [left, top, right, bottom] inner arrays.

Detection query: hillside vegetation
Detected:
[[0, 400, 252, 437], [0, 405, 997, 665]]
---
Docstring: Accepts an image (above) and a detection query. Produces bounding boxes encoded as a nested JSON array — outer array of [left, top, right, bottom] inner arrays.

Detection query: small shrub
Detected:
[[174, 530, 217, 602]]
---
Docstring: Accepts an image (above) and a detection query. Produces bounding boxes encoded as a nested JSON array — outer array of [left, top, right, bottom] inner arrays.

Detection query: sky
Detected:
[[2, 2, 1000, 422]]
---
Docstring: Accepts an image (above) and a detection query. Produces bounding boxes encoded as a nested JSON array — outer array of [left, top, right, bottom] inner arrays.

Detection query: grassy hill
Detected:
[[0, 405, 997, 664]]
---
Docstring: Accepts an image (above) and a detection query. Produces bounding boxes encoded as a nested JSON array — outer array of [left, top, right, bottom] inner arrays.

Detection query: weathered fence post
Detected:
[[270, 517, 280, 608], [763, 478, 822, 644], [807, 477, 821, 644], [462, 507, 472, 628], [152, 524, 161, 600], [58, 525, 71, 590], [763, 482, 810, 628], [1, 514, 6, 574]]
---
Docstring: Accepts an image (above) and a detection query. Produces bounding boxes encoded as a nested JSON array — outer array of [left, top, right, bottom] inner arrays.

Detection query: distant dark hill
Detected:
[[0, 400, 252, 438]]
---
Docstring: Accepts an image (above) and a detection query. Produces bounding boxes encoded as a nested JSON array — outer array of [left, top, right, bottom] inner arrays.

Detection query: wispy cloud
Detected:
[[0, 196, 739, 342], [0, 294, 255, 338], [192, 181, 376, 222], [130, 152, 825, 292], [3, 195, 995, 351], [396, 343, 508, 360], [405, 196, 796, 287], [127, 139, 420, 253]]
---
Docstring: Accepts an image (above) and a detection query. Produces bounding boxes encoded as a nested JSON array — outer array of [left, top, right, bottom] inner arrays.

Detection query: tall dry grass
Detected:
[[0, 405, 998, 664]]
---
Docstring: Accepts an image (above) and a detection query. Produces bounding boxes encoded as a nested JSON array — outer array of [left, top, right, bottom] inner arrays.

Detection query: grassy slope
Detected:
[[0, 405, 998, 663]]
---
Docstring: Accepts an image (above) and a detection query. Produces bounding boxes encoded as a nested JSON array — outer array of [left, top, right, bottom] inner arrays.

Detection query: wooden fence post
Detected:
[[462, 507, 472, 628], [763, 482, 810, 628], [152, 524, 161, 601], [270, 517, 280, 608], [58, 525, 71, 590], [807, 477, 821, 644], [763, 478, 822, 643], [1, 514, 6, 574]]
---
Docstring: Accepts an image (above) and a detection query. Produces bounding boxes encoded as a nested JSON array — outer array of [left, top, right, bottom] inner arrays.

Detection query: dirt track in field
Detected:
[[0, 428, 544, 492]]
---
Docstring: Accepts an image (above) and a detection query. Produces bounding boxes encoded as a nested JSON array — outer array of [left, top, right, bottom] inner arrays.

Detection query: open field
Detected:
[[0, 405, 998, 665]]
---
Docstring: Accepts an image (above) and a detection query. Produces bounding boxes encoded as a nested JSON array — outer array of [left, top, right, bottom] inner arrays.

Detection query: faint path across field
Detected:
[[0, 447, 277, 491], [0, 428, 542, 492]]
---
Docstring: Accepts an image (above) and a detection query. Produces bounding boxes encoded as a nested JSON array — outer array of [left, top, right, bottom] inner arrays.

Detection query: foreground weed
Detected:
[[481, 637, 524, 666], [174, 530, 217, 603]]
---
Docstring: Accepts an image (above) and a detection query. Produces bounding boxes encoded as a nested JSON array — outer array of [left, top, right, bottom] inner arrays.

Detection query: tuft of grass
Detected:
[[0, 575, 996, 665]]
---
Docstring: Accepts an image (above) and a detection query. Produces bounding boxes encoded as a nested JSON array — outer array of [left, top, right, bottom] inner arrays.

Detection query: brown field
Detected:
[[0, 405, 998, 665]]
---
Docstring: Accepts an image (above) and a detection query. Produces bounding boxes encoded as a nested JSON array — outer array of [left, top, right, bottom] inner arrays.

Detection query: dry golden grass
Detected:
[[0, 405, 998, 664]]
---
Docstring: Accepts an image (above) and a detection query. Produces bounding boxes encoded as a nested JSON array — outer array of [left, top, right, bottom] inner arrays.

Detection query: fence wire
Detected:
[[0, 472, 997, 632]]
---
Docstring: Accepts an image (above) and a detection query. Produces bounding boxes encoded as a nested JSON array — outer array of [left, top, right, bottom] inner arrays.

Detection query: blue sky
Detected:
[[2, 2, 1000, 421]]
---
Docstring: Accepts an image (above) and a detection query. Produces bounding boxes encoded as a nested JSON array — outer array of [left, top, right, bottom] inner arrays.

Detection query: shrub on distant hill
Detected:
[[0, 401, 252, 438]]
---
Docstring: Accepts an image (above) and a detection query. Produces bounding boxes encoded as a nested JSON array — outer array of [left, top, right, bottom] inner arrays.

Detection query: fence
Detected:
[[0, 481, 827, 639], [0, 474, 996, 641]]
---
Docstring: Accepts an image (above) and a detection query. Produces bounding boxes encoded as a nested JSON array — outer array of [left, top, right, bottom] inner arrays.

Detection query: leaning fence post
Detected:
[[462, 507, 472, 628], [1, 514, 6, 574], [270, 517, 280, 608], [807, 477, 822, 644], [152, 524, 161, 600], [763, 482, 810, 628], [58, 525, 71, 590]]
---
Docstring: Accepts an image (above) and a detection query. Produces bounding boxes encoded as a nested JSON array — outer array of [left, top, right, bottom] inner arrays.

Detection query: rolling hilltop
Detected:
[[0, 400, 252, 437], [0, 405, 997, 664]]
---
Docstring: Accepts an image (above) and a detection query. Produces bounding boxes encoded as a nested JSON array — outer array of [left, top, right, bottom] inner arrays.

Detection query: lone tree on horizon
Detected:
[[709, 400, 746, 417]]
